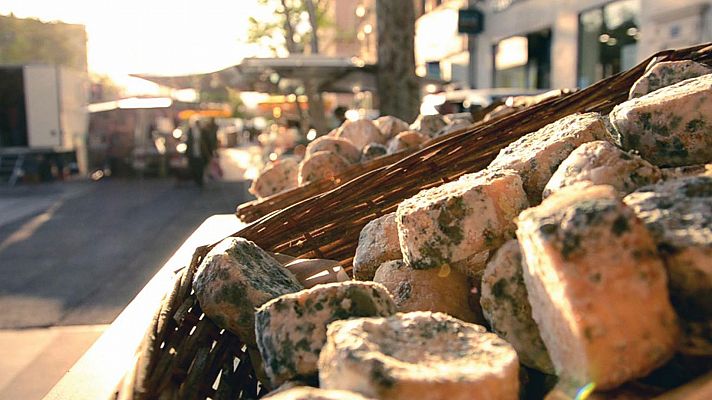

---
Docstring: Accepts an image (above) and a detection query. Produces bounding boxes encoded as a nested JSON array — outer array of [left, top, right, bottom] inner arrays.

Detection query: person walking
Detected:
[[186, 116, 206, 187], [201, 117, 220, 181]]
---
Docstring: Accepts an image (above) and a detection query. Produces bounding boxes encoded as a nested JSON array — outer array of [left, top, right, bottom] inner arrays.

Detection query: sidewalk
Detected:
[[0, 325, 107, 399], [0, 181, 93, 228]]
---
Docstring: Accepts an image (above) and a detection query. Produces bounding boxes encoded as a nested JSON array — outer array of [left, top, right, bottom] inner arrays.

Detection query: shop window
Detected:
[[577, 0, 640, 88], [493, 29, 551, 89], [426, 61, 442, 80]]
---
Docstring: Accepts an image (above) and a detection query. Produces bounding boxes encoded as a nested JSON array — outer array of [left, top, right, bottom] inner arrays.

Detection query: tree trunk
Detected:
[[303, 0, 329, 135], [376, 0, 420, 123]]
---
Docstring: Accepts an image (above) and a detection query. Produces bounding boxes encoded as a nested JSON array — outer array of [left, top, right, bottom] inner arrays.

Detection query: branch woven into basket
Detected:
[[124, 43, 712, 400]]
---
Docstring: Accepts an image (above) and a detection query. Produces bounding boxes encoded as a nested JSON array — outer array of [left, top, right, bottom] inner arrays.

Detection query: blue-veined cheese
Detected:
[[192, 237, 303, 347], [489, 112, 612, 204], [610, 73, 712, 167], [516, 185, 679, 390], [263, 387, 375, 400], [250, 158, 300, 199], [396, 168, 528, 273], [298, 151, 350, 185], [336, 119, 385, 150], [373, 260, 478, 323], [629, 60, 712, 98], [318, 311, 520, 400], [543, 140, 661, 198], [361, 143, 388, 162], [353, 213, 401, 280], [480, 239, 555, 374], [305, 136, 361, 164], [623, 176, 712, 355], [255, 281, 396, 387]]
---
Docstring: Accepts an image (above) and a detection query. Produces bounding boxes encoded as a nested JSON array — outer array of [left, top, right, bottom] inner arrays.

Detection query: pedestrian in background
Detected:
[[202, 117, 221, 181], [186, 116, 206, 186]]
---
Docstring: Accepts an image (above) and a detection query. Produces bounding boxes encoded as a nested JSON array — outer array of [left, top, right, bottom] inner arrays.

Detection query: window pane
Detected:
[[577, 0, 640, 88]]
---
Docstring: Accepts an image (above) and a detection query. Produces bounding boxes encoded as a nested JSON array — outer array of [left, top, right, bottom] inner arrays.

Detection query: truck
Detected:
[[0, 64, 89, 184]]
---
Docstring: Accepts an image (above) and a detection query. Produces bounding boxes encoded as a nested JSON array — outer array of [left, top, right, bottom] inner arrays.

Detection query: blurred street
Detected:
[[0, 147, 257, 398]]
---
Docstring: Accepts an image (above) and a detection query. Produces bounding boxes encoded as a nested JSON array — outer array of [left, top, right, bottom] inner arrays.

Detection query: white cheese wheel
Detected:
[[255, 281, 396, 387], [624, 176, 712, 355], [192, 237, 303, 347], [396, 168, 528, 272], [298, 151, 350, 185], [386, 130, 428, 154], [336, 119, 384, 150], [353, 213, 402, 280], [629, 60, 712, 99], [374, 116, 409, 140], [516, 185, 679, 390], [319, 311, 520, 400], [305, 136, 361, 164], [489, 112, 612, 204], [480, 239, 554, 374], [250, 158, 300, 199], [543, 140, 662, 199], [263, 387, 375, 400], [610, 73, 712, 167], [373, 260, 478, 323]]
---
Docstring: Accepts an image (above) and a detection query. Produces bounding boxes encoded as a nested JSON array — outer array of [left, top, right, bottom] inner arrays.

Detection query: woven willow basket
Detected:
[[120, 43, 712, 400]]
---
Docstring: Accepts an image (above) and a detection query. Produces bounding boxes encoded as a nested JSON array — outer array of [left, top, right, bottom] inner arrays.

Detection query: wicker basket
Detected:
[[235, 93, 559, 224], [121, 43, 712, 400]]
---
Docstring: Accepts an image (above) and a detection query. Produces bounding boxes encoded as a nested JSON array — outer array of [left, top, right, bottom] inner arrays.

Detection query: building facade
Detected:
[[415, 0, 712, 89]]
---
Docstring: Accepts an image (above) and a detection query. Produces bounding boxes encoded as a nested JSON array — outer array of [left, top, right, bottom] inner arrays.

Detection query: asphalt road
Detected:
[[0, 178, 253, 329]]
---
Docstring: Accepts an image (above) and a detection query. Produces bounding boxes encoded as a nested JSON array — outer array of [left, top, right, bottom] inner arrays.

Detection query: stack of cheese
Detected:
[[249, 114, 473, 199], [195, 60, 711, 400], [346, 60, 711, 398]]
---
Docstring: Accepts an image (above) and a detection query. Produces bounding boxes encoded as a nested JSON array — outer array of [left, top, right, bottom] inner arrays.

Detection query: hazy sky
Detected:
[[0, 0, 277, 78]]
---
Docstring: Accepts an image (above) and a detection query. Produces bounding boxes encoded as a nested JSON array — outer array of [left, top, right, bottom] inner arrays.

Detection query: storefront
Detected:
[[415, 0, 712, 90]]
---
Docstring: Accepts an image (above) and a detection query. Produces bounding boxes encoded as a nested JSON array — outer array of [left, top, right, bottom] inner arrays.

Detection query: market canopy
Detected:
[[132, 55, 442, 95], [132, 55, 376, 94]]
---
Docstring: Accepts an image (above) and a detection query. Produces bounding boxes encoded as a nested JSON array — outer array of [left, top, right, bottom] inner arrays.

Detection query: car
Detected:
[[421, 87, 548, 115]]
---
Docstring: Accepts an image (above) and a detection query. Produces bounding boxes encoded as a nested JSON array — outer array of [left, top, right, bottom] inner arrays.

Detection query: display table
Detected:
[[43, 215, 243, 400]]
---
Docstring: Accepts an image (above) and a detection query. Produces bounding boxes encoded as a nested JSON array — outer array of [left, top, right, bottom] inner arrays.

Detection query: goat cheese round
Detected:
[[543, 140, 661, 198], [298, 151, 350, 185], [480, 239, 554, 374], [610, 73, 712, 167], [386, 130, 428, 154], [374, 116, 409, 140], [305, 136, 361, 164], [623, 176, 712, 355], [374, 260, 478, 323], [409, 114, 448, 137], [336, 119, 384, 150], [319, 311, 520, 400], [192, 237, 303, 347], [263, 387, 375, 400], [361, 143, 388, 162], [250, 158, 300, 199], [396, 168, 528, 272], [629, 60, 712, 98], [516, 185, 679, 390], [255, 281, 396, 387], [353, 212, 402, 281], [489, 112, 612, 204]]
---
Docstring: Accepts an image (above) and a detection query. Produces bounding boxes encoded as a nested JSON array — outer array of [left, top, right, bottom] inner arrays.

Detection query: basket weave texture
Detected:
[[124, 44, 712, 400]]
